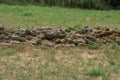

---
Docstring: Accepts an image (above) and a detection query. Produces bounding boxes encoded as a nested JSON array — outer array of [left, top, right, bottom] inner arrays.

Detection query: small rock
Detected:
[[36, 39, 41, 45], [12, 36, 20, 41], [26, 36, 33, 40], [68, 38, 86, 45], [4, 40, 11, 43], [12, 36, 26, 42], [42, 40, 55, 47], [105, 28, 110, 31], [18, 37, 26, 42], [31, 30, 37, 36], [84, 38, 94, 44], [95, 31, 114, 37], [24, 29, 31, 35], [66, 44, 76, 47], [77, 43, 86, 46], [79, 26, 92, 34], [38, 33, 45, 39], [86, 36, 96, 42], [39, 28, 67, 40], [0, 34, 5, 39], [0, 24, 4, 30], [33, 39, 42, 45], [55, 39, 66, 43]]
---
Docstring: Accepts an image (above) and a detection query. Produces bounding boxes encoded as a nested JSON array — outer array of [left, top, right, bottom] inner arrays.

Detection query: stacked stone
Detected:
[[0, 24, 120, 46]]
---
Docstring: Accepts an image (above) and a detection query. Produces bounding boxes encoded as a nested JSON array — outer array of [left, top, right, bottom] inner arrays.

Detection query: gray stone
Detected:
[[0, 34, 5, 39], [12, 36, 26, 42], [42, 40, 55, 47], [79, 26, 92, 34], [86, 36, 96, 42], [77, 43, 86, 46], [38, 33, 45, 39], [68, 38, 86, 45], [24, 29, 31, 35], [26, 36, 33, 40], [0, 24, 4, 30], [35, 39, 42, 45], [4, 40, 11, 43]]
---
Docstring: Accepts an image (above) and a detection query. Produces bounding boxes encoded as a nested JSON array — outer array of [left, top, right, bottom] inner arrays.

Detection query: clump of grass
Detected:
[[111, 41, 119, 49], [23, 12, 33, 17], [0, 49, 16, 57], [65, 24, 82, 32], [32, 52, 40, 57], [109, 59, 116, 65], [89, 66, 104, 76], [87, 42, 100, 50]]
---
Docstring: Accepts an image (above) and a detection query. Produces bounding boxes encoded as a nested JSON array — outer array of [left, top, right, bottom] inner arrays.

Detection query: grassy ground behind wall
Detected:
[[0, 4, 120, 29]]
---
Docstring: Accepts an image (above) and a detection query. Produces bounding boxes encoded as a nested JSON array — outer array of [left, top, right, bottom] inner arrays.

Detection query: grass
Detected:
[[86, 42, 101, 50], [0, 4, 120, 80], [109, 59, 116, 65], [89, 65, 104, 77], [32, 52, 40, 57], [0, 45, 119, 80], [0, 49, 16, 57], [0, 4, 120, 29]]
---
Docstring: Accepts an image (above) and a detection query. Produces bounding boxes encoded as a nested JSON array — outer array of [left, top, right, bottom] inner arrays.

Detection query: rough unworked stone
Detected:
[[0, 34, 5, 39], [95, 31, 114, 37], [55, 39, 66, 44], [39, 28, 67, 40], [38, 33, 45, 39], [26, 36, 33, 40], [77, 42, 88, 46], [0, 24, 4, 30], [24, 29, 31, 35], [68, 38, 86, 45], [4, 40, 11, 43], [12, 36, 26, 42], [79, 26, 92, 34], [33, 39, 42, 45], [86, 36, 96, 42], [42, 40, 55, 47]]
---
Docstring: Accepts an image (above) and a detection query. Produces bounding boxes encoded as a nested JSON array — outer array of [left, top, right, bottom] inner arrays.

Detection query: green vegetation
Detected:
[[86, 42, 101, 50], [89, 66, 103, 76], [32, 52, 40, 57], [0, 4, 120, 80], [65, 24, 82, 32], [0, 0, 119, 9], [0, 49, 16, 57], [0, 46, 120, 80], [109, 59, 116, 65], [0, 4, 120, 29]]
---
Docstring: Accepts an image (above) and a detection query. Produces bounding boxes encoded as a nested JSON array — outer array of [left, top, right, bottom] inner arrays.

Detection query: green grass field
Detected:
[[0, 4, 120, 29], [0, 4, 120, 80]]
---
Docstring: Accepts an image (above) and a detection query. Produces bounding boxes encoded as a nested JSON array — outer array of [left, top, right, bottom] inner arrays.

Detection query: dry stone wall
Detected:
[[0, 24, 120, 47]]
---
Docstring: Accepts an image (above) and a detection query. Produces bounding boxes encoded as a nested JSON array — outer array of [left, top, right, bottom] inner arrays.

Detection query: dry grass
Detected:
[[0, 43, 120, 80], [0, 4, 120, 80]]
